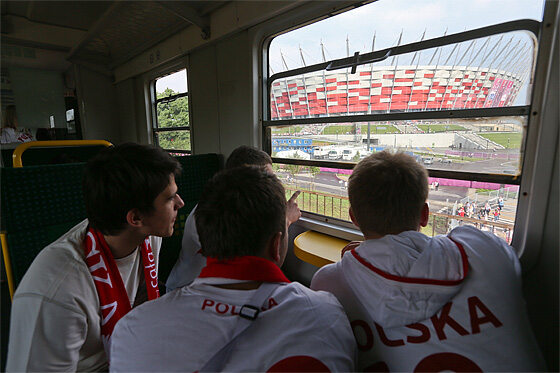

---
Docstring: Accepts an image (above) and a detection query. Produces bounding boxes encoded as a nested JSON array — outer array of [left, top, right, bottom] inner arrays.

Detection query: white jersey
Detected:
[[7, 219, 162, 372], [111, 257, 356, 372], [0, 127, 34, 143], [311, 226, 545, 372], [166, 206, 206, 291]]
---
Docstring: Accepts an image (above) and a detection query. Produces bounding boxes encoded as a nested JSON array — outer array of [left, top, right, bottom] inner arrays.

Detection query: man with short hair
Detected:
[[166, 145, 301, 291], [311, 151, 545, 372], [7, 143, 184, 372], [110, 166, 356, 372]]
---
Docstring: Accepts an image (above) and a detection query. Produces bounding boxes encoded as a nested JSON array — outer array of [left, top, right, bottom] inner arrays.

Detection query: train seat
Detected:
[[0, 152, 222, 299]]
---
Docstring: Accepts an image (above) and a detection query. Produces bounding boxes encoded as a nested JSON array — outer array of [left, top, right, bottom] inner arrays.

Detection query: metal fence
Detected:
[[284, 185, 514, 243]]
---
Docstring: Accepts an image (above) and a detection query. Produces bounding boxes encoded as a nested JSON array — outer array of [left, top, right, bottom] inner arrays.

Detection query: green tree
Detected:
[[310, 166, 321, 191], [156, 88, 191, 150], [285, 152, 302, 177]]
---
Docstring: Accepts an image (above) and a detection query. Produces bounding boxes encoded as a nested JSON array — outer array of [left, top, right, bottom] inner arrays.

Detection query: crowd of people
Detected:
[[6, 144, 545, 371], [456, 197, 505, 223]]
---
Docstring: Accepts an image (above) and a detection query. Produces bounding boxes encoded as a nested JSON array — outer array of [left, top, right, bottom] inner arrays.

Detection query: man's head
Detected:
[[3, 105, 18, 129], [195, 166, 287, 265], [348, 151, 429, 237], [225, 145, 273, 173], [84, 143, 183, 236]]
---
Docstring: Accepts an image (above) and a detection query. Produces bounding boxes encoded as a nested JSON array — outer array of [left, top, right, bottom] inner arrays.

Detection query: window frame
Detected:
[[261, 13, 546, 236], [151, 68, 192, 154]]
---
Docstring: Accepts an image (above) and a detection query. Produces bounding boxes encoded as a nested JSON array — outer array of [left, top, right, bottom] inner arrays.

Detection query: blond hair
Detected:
[[348, 151, 428, 236], [3, 105, 17, 129]]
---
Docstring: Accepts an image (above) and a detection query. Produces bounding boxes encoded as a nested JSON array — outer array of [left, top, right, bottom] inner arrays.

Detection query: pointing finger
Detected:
[[288, 190, 301, 202]]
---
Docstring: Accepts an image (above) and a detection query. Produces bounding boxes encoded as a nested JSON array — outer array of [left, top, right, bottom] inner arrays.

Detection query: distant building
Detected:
[[272, 137, 313, 154], [270, 35, 529, 119]]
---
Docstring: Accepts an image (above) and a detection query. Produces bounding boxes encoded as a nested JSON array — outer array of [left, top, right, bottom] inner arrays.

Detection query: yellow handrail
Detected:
[[12, 140, 113, 167], [1, 232, 15, 300]]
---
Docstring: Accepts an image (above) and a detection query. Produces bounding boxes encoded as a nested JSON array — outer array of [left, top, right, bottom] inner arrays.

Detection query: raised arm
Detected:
[[286, 191, 302, 226]]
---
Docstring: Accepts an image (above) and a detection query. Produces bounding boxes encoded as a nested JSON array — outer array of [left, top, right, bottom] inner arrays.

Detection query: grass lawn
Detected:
[[360, 124, 400, 134], [418, 124, 467, 132], [312, 140, 335, 146], [479, 132, 522, 148], [271, 126, 304, 134], [323, 125, 358, 135]]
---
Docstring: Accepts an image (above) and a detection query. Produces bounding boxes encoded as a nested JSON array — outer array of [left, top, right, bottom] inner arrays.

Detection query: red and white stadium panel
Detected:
[[270, 65, 523, 119]]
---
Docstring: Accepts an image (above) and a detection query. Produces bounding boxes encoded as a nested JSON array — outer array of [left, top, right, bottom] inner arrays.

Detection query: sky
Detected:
[[269, 0, 545, 72], [156, 0, 545, 100]]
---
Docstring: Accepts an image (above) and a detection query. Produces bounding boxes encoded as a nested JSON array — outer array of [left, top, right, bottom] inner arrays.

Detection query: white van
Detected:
[[328, 149, 341, 160], [423, 157, 434, 165], [312, 147, 329, 159], [341, 148, 357, 161]]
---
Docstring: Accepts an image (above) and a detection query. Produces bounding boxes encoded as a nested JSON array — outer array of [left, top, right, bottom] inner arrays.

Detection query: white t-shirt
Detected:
[[6, 219, 162, 372], [311, 226, 545, 372], [111, 277, 357, 372], [166, 206, 206, 291], [0, 127, 34, 143]]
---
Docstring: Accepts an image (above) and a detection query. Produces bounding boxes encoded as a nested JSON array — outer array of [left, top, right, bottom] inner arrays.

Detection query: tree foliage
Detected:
[[156, 88, 191, 150]]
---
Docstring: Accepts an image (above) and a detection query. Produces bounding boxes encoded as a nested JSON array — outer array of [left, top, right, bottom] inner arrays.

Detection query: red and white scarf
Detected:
[[84, 227, 159, 358], [199, 256, 290, 283]]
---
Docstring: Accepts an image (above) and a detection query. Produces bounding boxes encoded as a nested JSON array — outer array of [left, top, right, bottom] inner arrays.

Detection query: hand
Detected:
[[286, 191, 301, 226], [341, 241, 362, 258]]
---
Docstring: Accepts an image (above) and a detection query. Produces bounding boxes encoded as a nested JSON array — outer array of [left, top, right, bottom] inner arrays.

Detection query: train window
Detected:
[[264, 0, 545, 242], [153, 69, 191, 154]]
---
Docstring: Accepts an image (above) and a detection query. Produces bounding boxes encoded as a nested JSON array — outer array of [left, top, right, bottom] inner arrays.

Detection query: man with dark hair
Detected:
[[7, 143, 184, 372], [311, 151, 545, 371], [110, 166, 356, 371], [166, 145, 301, 290], [225, 144, 273, 169]]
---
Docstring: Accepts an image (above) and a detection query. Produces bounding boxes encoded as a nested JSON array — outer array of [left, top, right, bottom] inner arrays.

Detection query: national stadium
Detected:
[[269, 35, 531, 119]]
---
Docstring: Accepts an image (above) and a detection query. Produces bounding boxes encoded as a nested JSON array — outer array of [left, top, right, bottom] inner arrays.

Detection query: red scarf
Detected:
[[199, 256, 290, 283], [84, 227, 159, 357]]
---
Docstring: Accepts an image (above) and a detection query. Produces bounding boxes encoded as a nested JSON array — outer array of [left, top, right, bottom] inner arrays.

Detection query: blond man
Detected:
[[311, 151, 545, 372]]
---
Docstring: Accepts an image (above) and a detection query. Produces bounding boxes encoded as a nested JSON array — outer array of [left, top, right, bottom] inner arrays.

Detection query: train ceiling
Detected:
[[1, 1, 228, 70]]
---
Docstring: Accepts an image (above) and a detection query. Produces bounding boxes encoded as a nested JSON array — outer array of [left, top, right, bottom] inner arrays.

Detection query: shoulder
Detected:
[[282, 282, 348, 323], [14, 220, 96, 307], [311, 261, 345, 293], [113, 289, 177, 338], [448, 225, 519, 269], [449, 225, 510, 252], [311, 262, 341, 283]]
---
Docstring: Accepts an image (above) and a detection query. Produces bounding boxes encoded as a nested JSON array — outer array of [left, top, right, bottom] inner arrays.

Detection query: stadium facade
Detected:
[[269, 36, 530, 119]]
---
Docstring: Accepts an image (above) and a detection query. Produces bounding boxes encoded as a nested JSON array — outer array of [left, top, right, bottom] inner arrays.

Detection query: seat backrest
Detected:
[[18, 145, 107, 166], [1, 163, 87, 293], [12, 140, 112, 167], [0, 153, 222, 295], [1, 148, 15, 168]]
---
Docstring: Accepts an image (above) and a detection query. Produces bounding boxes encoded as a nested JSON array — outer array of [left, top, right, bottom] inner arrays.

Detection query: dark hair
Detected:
[[195, 166, 286, 259], [348, 151, 428, 236], [83, 143, 181, 235], [225, 145, 272, 169]]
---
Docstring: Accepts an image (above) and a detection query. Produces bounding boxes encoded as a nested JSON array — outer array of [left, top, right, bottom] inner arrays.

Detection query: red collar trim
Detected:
[[351, 238, 469, 286], [199, 256, 290, 283]]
